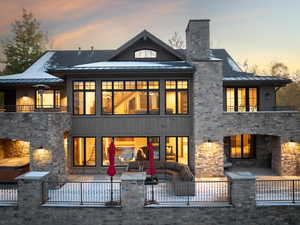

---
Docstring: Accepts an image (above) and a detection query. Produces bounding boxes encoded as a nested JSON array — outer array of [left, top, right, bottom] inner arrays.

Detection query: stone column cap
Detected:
[[16, 171, 50, 181], [226, 172, 255, 180], [121, 172, 146, 181]]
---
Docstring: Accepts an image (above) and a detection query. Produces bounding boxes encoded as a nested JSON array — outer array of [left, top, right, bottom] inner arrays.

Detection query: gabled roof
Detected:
[[108, 30, 185, 61]]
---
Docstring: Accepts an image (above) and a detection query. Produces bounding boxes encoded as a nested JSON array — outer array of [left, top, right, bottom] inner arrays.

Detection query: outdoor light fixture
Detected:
[[207, 140, 213, 148]]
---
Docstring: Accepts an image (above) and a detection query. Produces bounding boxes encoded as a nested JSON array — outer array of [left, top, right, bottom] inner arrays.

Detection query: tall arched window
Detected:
[[134, 49, 157, 59]]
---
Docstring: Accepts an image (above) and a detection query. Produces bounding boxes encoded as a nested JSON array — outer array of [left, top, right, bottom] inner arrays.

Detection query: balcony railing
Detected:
[[225, 105, 296, 112], [145, 181, 230, 206], [256, 180, 300, 203], [0, 105, 67, 113], [0, 182, 18, 204], [42, 181, 121, 206]]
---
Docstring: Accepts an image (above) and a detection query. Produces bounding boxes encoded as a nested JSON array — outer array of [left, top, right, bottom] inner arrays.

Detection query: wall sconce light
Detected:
[[207, 140, 213, 148]]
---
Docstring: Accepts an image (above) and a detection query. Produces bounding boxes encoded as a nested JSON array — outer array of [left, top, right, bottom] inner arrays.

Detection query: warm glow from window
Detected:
[[36, 90, 60, 109], [165, 80, 188, 114], [73, 137, 96, 166], [225, 87, 258, 112], [230, 134, 254, 159], [101, 80, 159, 115], [73, 81, 95, 115], [226, 88, 235, 112], [102, 137, 159, 166], [134, 49, 157, 58], [165, 137, 188, 165]]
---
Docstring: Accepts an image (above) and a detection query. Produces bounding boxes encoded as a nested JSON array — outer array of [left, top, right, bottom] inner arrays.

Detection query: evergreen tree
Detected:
[[1, 9, 48, 74]]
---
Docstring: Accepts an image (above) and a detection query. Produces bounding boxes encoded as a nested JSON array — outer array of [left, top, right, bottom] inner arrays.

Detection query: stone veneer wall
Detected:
[[223, 112, 300, 176], [0, 113, 71, 180]]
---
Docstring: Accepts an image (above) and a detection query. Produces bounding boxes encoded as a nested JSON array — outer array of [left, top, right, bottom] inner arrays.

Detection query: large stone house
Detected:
[[0, 19, 299, 181]]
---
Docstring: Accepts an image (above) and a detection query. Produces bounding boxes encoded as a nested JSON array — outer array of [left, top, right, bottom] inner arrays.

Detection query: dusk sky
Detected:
[[0, 0, 299, 72]]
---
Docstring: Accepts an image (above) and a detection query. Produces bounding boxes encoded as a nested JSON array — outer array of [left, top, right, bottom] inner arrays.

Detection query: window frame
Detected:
[[225, 87, 259, 112], [229, 134, 256, 159], [165, 136, 189, 165], [72, 81, 96, 115], [165, 80, 189, 115], [134, 49, 157, 59], [35, 89, 61, 109], [101, 80, 160, 115], [72, 136, 97, 167], [101, 136, 160, 167]]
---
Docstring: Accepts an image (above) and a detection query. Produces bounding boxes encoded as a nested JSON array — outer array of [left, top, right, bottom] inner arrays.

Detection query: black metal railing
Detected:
[[225, 105, 296, 112], [145, 181, 230, 206], [42, 181, 121, 206], [256, 180, 300, 203], [0, 105, 68, 113], [0, 182, 18, 203]]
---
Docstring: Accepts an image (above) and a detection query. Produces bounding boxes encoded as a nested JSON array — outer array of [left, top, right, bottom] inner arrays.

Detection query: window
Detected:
[[0, 92, 4, 105], [165, 137, 189, 165], [73, 81, 95, 115], [101, 80, 159, 115], [36, 90, 60, 109], [225, 87, 258, 112], [73, 137, 96, 166], [165, 80, 188, 114], [134, 49, 157, 58], [230, 134, 255, 159], [102, 137, 160, 166]]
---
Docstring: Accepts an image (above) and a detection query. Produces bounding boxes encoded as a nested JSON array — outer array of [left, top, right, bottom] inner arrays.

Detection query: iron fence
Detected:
[[42, 181, 121, 206], [256, 180, 300, 203], [145, 181, 230, 206], [0, 182, 18, 203], [0, 105, 67, 113]]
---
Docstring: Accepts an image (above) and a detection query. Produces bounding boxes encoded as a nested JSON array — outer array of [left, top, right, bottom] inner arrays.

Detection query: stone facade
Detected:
[[0, 112, 71, 180]]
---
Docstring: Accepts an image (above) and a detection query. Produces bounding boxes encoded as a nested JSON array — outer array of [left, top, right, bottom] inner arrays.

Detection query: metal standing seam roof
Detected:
[[49, 61, 194, 72]]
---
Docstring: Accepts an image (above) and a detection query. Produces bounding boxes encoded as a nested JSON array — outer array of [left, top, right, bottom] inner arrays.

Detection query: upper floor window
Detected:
[[73, 81, 95, 115], [101, 80, 159, 115], [134, 49, 157, 59], [225, 87, 258, 112], [230, 134, 255, 159], [165, 80, 188, 114], [36, 90, 60, 109]]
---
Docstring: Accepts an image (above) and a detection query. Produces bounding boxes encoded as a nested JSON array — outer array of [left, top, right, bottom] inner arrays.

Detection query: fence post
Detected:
[[15, 171, 50, 209], [226, 172, 256, 209], [121, 172, 146, 224], [292, 180, 295, 203]]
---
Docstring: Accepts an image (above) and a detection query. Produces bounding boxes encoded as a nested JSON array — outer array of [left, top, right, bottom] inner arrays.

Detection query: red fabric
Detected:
[[107, 142, 116, 177], [147, 141, 156, 175]]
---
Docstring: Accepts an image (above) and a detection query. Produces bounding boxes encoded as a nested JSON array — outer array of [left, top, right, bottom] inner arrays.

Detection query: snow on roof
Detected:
[[0, 52, 63, 82], [75, 61, 188, 68], [227, 57, 242, 72]]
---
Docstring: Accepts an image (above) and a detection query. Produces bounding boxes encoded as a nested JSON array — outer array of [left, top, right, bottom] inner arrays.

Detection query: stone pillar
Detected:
[[186, 20, 224, 177], [227, 172, 256, 209], [192, 61, 224, 177], [121, 172, 146, 225], [279, 137, 300, 176], [16, 171, 49, 209]]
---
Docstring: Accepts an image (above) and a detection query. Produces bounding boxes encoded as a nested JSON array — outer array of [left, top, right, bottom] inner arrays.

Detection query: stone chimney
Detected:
[[186, 19, 210, 60]]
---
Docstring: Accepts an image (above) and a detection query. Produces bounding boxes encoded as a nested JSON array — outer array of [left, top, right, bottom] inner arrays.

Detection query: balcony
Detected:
[[0, 105, 68, 113]]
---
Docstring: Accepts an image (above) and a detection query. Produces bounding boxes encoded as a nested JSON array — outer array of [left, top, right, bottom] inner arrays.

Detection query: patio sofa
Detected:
[[127, 161, 195, 196]]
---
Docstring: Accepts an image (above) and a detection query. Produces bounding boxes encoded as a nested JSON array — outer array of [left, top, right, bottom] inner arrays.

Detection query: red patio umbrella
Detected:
[[107, 142, 116, 177], [147, 141, 156, 175], [107, 141, 116, 203]]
